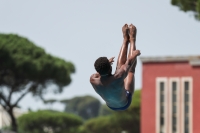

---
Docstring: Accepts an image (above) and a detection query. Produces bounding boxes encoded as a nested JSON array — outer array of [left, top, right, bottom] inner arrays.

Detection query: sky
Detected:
[[0, 0, 199, 111]]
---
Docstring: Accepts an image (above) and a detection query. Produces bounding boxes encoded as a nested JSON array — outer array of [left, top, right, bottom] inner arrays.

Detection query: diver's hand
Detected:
[[109, 57, 115, 65]]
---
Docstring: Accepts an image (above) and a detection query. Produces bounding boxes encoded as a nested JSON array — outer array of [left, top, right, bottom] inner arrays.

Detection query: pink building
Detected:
[[140, 56, 200, 133]]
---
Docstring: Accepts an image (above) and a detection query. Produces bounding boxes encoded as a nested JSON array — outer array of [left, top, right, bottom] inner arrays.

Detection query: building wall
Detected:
[[141, 61, 200, 133]]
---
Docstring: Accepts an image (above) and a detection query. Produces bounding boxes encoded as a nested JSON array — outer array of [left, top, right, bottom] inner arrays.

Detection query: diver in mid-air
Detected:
[[90, 24, 140, 111]]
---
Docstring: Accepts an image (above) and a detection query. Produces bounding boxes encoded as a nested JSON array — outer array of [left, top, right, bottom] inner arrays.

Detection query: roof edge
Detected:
[[140, 56, 200, 66]]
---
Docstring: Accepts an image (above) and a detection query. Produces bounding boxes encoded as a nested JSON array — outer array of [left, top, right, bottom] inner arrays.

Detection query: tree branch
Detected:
[[8, 89, 14, 104], [0, 92, 8, 105], [12, 90, 29, 107], [12, 83, 38, 107]]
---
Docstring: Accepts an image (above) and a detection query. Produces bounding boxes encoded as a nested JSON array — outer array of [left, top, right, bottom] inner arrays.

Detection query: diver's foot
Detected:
[[122, 24, 129, 41], [129, 24, 137, 40]]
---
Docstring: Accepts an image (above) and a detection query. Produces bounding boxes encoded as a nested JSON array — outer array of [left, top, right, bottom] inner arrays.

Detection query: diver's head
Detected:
[[94, 57, 112, 76]]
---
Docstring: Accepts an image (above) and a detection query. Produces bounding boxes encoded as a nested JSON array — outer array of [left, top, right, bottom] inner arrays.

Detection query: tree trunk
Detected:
[[8, 108, 18, 133]]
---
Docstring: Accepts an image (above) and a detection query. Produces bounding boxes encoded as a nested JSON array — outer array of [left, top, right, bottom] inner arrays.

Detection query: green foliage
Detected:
[[60, 95, 101, 120], [1, 125, 12, 130], [18, 110, 83, 133], [171, 0, 200, 20], [83, 116, 121, 133], [98, 104, 114, 116], [0, 34, 75, 89], [75, 126, 91, 133], [43, 99, 57, 104], [0, 33, 75, 132], [83, 90, 141, 133]]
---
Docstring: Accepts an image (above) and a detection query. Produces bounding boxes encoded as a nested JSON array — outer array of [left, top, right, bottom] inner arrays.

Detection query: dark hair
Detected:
[[94, 57, 110, 75]]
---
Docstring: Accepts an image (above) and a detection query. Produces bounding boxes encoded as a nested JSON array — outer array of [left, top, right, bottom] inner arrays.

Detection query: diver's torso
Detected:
[[94, 75, 127, 108]]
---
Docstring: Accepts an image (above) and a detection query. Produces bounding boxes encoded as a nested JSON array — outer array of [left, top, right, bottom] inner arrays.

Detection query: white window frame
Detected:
[[168, 78, 180, 133], [156, 77, 168, 133], [181, 77, 193, 133]]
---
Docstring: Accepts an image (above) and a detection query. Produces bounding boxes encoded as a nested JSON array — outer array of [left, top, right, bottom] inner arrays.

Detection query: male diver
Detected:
[[90, 24, 141, 111]]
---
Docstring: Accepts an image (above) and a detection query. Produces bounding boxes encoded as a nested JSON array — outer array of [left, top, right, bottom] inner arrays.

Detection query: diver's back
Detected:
[[94, 76, 127, 108]]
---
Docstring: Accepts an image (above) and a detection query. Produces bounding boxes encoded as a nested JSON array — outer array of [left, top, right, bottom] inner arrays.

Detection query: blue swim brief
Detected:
[[107, 90, 132, 111]]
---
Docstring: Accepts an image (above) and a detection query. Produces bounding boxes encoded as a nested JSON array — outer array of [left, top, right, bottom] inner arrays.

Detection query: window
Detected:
[[184, 81, 189, 133], [156, 78, 168, 133], [172, 82, 177, 133], [156, 77, 193, 133], [168, 78, 180, 133], [181, 77, 193, 133], [160, 82, 165, 133]]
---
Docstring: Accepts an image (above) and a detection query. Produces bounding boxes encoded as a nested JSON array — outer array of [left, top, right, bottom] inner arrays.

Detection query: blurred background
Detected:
[[0, 0, 199, 133]]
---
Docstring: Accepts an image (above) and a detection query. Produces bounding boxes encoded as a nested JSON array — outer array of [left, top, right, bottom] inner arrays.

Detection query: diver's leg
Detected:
[[116, 24, 129, 69], [124, 24, 137, 94]]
